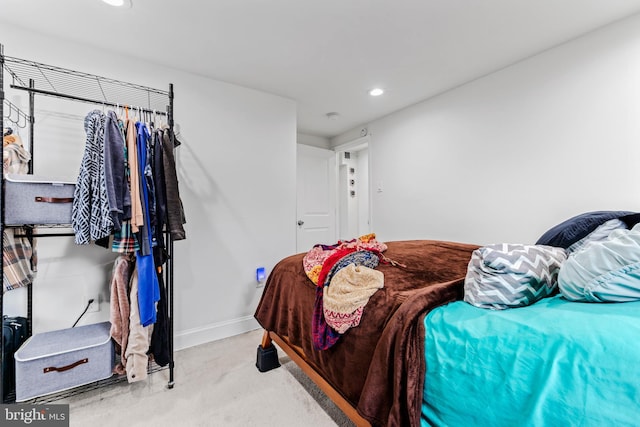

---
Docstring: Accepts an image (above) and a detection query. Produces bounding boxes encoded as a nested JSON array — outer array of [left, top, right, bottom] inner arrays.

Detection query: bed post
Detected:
[[256, 330, 281, 372]]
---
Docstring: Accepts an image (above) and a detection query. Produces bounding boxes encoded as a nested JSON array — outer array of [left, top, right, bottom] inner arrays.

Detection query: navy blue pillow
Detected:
[[536, 211, 636, 248]]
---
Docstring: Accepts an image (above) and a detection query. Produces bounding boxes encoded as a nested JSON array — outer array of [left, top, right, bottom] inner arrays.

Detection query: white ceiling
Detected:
[[2, 0, 640, 138]]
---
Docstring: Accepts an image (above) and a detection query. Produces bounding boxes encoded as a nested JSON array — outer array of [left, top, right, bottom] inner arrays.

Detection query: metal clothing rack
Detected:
[[1, 43, 176, 401]]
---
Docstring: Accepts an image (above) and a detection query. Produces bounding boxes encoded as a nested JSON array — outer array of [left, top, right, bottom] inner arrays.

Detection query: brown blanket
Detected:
[[254, 239, 479, 426]]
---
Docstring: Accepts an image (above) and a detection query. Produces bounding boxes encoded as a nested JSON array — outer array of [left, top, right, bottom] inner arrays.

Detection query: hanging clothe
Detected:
[[112, 117, 139, 254], [125, 264, 153, 383], [149, 268, 170, 367], [2, 230, 34, 293], [161, 129, 186, 240], [109, 254, 135, 375], [3, 138, 30, 174], [135, 121, 160, 327], [142, 124, 158, 252], [126, 119, 144, 234], [3, 131, 22, 147], [135, 122, 152, 256], [72, 110, 113, 245], [151, 129, 168, 265], [103, 110, 130, 232]]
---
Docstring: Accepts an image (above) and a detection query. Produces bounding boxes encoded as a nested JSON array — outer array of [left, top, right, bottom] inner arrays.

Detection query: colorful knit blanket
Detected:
[[304, 234, 387, 350], [303, 233, 387, 285]]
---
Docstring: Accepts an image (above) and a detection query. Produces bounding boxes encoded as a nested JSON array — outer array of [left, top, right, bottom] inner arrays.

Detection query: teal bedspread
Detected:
[[421, 296, 640, 427]]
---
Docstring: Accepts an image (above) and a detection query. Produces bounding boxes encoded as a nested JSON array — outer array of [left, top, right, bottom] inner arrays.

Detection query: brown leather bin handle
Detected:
[[35, 196, 74, 203], [43, 358, 88, 373]]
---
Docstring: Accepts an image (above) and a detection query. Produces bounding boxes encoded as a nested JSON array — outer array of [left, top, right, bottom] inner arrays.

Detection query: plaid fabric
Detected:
[[112, 220, 139, 253], [3, 228, 34, 293], [3, 144, 36, 290]]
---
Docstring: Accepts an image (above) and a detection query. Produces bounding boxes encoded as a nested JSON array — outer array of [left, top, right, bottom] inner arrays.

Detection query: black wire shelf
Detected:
[[3, 360, 171, 405], [1, 44, 176, 402], [3, 56, 170, 114]]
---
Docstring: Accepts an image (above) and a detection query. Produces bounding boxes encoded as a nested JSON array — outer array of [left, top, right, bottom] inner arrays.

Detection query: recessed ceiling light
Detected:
[[369, 88, 384, 97], [326, 112, 340, 120], [102, 0, 132, 7]]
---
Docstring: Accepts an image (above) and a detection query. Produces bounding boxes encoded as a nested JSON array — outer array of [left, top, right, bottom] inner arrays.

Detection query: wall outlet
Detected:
[[84, 293, 100, 313]]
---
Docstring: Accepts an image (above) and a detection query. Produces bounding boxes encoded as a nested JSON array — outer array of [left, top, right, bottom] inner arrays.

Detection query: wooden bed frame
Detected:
[[260, 330, 372, 427]]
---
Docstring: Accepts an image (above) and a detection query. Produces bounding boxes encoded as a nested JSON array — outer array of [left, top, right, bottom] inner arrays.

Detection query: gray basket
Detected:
[[14, 322, 114, 401], [4, 173, 76, 226]]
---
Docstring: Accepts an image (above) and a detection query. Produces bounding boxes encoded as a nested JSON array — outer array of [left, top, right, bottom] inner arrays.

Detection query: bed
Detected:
[[254, 213, 640, 426], [421, 295, 640, 427], [254, 239, 479, 426]]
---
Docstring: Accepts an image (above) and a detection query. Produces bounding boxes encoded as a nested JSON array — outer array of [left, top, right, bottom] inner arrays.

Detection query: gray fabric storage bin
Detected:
[[14, 322, 114, 401], [4, 173, 76, 226]]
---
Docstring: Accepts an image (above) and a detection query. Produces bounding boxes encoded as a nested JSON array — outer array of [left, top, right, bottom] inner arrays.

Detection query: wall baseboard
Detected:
[[174, 315, 261, 351]]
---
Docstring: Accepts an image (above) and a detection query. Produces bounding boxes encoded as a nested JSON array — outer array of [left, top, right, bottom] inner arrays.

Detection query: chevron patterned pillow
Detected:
[[464, 243, 567, 310]]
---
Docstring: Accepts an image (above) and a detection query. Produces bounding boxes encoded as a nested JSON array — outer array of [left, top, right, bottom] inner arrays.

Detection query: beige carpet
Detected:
[[60, 329, 355, 427]]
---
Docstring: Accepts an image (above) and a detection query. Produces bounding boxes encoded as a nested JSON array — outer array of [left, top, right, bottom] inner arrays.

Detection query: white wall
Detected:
[[297, 133, 330, 149], [1, 24, 297, 350], [333, 13, 640, 246], [356, 149, 370, 235]]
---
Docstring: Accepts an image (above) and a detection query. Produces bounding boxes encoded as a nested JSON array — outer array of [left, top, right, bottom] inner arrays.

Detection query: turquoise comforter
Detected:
[[421, 296, 640, 427]]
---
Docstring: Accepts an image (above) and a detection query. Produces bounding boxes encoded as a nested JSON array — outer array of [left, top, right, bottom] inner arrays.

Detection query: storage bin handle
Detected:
[[35, 196, 74, 203], [43, 358, 88, 373]]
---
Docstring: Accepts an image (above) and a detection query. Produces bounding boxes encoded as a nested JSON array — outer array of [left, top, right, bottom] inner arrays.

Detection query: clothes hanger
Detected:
[[11, 107, 23, 130], [4, 100, 15, 128], [4, 99, 12, 119], [17, 111, 27, 129]]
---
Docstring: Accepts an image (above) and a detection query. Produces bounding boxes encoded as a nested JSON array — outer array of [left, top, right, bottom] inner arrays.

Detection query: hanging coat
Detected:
[[72, 110, 113, 244], [103, 110, 130, 231]]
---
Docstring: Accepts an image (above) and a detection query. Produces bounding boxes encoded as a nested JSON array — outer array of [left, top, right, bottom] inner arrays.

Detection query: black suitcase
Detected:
[[2, 316, 29, 402]]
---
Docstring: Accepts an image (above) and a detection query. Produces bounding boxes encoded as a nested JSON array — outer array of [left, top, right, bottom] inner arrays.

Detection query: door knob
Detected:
[[297, 220, 304, 226]]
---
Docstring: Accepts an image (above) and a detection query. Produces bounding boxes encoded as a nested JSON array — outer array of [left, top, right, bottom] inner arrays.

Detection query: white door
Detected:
[[296, 144, 336, 252]]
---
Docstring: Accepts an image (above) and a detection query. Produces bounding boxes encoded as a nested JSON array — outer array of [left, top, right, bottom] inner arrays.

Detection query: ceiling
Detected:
[[2, 1, 640, 139]]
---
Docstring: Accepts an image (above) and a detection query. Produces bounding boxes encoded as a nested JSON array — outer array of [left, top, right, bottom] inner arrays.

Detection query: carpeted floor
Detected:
[[60, 329, 355, 427]]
